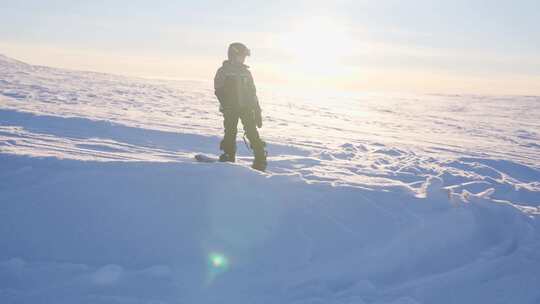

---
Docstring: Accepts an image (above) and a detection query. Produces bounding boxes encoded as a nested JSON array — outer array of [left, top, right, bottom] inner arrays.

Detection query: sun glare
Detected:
[[275, 16, 356, 80]]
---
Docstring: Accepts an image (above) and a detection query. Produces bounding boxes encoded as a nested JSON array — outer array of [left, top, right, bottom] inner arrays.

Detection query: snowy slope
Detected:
[[1, 54, 539, 304]]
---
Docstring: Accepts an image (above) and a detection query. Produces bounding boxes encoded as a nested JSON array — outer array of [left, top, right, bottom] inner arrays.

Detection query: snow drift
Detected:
[[1, 54, 539, 303]]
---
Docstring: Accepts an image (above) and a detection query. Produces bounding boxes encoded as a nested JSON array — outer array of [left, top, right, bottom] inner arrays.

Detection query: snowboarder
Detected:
[[214, 42, 267, 171]]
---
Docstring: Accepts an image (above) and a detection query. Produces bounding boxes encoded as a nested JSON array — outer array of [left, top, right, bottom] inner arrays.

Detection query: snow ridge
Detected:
[[0, 54, 28, 67]]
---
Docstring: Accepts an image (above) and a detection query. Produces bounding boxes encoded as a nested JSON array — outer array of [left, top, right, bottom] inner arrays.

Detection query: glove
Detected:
[[254, 108, 262, 128]]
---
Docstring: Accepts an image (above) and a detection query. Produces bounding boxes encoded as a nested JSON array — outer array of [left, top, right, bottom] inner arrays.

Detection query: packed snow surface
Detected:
[[0, 54, 539, 304]]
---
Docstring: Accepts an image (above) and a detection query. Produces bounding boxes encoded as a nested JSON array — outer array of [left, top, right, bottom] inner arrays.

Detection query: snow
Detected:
[[0, 54, 539, 303]]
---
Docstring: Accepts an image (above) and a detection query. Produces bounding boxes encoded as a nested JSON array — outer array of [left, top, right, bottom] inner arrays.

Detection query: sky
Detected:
[[1, 0, 539, 94]]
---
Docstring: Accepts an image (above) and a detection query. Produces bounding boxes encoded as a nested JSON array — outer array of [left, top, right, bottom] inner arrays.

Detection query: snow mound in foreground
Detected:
[[1, 154, 539, 304]]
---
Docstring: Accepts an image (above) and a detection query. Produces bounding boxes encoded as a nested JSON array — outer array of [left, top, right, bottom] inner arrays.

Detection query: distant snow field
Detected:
[[1, 54, 539, 304]]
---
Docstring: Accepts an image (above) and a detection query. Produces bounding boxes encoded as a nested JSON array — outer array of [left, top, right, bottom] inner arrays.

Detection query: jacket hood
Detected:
[[222, 60, 249, 69]]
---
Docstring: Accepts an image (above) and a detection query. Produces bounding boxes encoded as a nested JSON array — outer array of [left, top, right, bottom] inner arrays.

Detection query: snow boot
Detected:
[[219, 152, 236, 162], [252, 149, 267, 172]]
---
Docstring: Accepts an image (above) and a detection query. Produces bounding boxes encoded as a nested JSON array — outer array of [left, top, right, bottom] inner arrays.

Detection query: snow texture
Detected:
[[1, 54, 539, 304]]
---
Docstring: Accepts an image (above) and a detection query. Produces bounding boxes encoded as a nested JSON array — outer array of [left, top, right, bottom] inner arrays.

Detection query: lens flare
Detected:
[[206, 252, 230, 285], [209, 252, 229, 270], [211, 254, 226, 268]]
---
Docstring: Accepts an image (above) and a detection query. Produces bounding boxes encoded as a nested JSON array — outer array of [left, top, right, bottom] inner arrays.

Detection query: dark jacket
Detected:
[[214, 60, 261, 112]]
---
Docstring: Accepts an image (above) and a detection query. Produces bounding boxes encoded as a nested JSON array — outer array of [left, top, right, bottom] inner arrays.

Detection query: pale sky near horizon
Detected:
[[1, 0, 539, 94]]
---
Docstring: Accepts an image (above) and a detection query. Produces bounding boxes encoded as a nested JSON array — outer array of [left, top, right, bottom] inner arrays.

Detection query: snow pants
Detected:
[[220, 107, 265, 156]]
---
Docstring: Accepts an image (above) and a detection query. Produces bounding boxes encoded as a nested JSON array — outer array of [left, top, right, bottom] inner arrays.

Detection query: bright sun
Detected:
[[275, 16, 355, 79]]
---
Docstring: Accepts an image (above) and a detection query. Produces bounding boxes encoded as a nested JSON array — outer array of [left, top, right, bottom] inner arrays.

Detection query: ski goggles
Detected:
[[231, 45, 251, 57]]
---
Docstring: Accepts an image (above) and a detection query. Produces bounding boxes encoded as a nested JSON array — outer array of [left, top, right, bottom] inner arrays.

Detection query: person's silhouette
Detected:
[[214, 42, 267, 171]]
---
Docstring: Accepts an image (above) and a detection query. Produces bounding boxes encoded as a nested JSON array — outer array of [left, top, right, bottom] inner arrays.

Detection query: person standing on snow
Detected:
[[214, 42, 267, 171]]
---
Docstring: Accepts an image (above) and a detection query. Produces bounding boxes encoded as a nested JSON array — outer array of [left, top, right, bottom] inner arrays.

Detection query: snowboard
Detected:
[[194, 154, 218, 163]]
